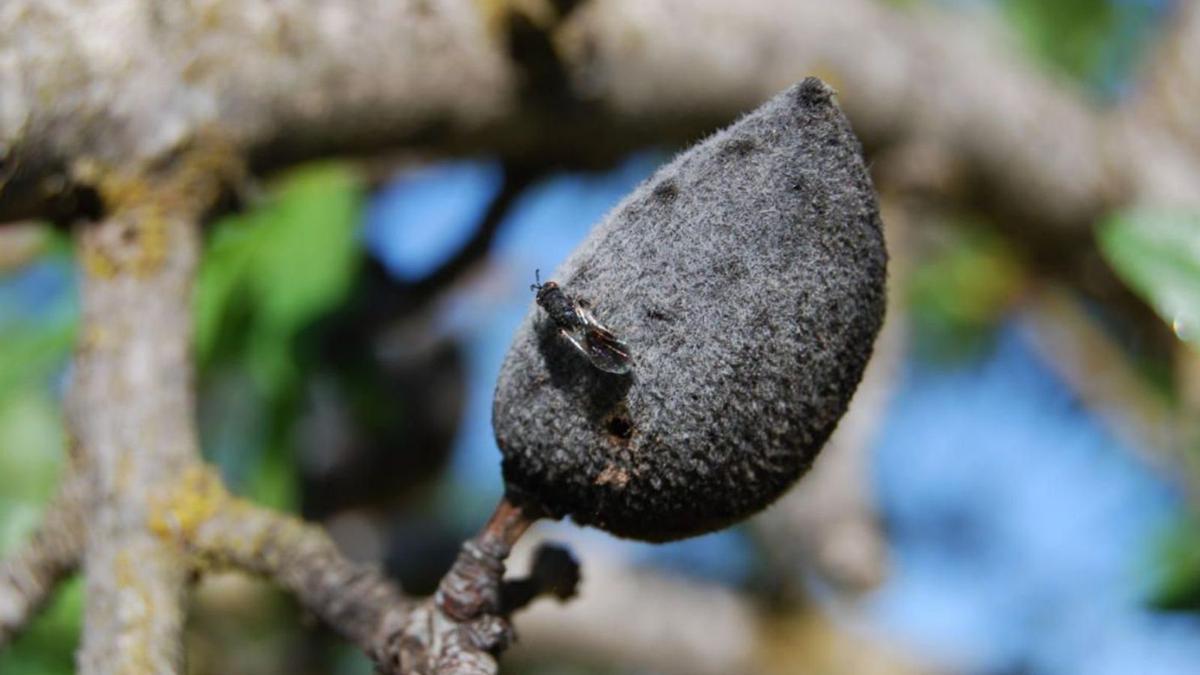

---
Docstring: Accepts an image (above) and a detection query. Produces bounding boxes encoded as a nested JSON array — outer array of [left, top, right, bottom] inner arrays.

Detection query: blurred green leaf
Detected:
[[197, 163, 363, 369], [1098, 209, 1200, 347], [0, 578, 82, 675], [909, 226, 1025, 360], [999, 0, 1162, 96], [195, 163, 365, 509], [1002, 0, 1118, 82], [0, 393, 66, 513], [1150, 518, 1200, 611], [0, 323, 74, 406]]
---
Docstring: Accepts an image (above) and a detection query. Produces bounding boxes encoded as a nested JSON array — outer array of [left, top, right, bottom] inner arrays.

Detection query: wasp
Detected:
[[531, 270, 633, 374]]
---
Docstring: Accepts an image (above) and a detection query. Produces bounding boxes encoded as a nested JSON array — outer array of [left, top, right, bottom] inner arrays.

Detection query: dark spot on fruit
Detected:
[[605, 414, 633, 443], [720, 137, 757, 158], [652, 180, 678, 202]]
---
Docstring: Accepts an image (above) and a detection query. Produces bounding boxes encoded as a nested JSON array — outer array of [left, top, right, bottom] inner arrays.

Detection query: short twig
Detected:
[[0, 468, 86, 646]]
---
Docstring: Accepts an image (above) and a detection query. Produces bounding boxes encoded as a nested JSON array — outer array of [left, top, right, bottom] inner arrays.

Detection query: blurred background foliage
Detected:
[[196, 163, 365, 511], [3, 0, 1200, 673]]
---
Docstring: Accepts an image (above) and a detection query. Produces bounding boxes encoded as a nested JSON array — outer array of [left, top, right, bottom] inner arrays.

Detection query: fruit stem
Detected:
[[435, 496, 539, 622]]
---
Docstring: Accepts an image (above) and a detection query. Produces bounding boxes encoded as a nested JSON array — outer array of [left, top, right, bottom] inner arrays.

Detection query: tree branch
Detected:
[[158, 476, 568, 674], [1, 0, 1192, 342], [0, 466, 86, 647], [1131, 1, 1200, 158], [154, 466, 410, 654], [0, 0, 512, 221], [67, 158, 224, 675], [51, 150, 573, 670], [4, 0, 1198, 229]]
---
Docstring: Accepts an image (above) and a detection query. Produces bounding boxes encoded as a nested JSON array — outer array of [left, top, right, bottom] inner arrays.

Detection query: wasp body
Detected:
[[531, 271, 632, 375]]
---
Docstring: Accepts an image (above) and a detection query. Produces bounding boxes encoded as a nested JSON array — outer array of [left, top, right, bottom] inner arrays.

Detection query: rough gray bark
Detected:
[[0, 0, 510, 221], [2, 0, 1197, 237], [1132, 1, 1200, 159], [67, 165, 215, 674], [166, 483, 570, 674]]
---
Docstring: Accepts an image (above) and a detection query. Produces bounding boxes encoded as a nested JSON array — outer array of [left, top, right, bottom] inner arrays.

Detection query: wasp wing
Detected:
[[572, 299, 633, 374], [583, 326, 633, 374], [557, 328, 592, 360]]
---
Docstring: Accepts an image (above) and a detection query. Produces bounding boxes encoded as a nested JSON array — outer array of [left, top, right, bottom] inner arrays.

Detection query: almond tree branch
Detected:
[[0, 465, 87, 647], [0, 0, 1193, 347], [153, 467, 413, 654], [158, 476, 568, 675], [0, 0, 512, 222], [66, 157, 225, 675], [1131, 1, 1200, 158], [3, 0, 1198, 231]]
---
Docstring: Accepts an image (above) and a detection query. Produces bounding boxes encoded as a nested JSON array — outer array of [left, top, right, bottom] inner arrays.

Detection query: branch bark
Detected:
[[0, 464, 86, 647], [3, 0, 1198, 229], [67, 159, 223, 674], [1, 0, 1193, 347], [153, 467, 413, 654], [158, 478, 567, 674], [1131, 1, 1200, 159], [0, 0, 511, 221]]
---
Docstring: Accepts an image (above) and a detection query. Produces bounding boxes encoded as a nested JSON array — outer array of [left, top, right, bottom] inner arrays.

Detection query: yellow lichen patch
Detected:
[[94, 171, 153, 216], [130, 206, 169, 277], [159, 131, 243, 210], [82, 244, 119, 279], [148, 465, 228, 543], [73, 137, 243, 277]]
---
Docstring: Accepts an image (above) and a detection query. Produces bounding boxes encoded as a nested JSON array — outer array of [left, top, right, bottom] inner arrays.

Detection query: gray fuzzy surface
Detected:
[[492, 78, 887, 541]]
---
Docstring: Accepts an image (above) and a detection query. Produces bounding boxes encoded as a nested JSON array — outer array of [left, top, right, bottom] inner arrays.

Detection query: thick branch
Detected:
[[4, 0, 1199, 232], [0, 0, 511, 221], [1132, 1, 1200, 158], [67, 162, 220, 674], [0, 0, 1191, 351], [0, 467, 86, 647]]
